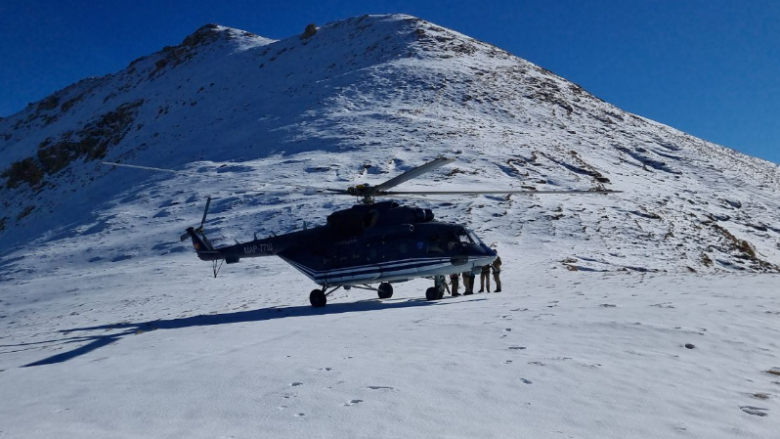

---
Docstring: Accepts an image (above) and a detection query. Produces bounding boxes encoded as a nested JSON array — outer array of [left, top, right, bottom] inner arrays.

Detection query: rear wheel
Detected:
[[310, 289, 327, 307], [377, 282, 393, 299], [425, 287, 439, 301]]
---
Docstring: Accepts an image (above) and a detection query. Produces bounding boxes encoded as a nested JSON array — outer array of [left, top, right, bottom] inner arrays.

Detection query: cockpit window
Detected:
[[457, 228, 474, 245], [465, 228, 482, 245]]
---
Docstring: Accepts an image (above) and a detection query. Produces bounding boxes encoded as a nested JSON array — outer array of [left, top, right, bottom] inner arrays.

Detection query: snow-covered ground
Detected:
[[1, 258, 779, 438]]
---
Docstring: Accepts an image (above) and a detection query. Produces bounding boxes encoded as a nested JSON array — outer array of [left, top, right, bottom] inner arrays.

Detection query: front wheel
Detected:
[[425, 287, 439, 301], [378, 282, 393, 299], [310, 289, 327, 307]]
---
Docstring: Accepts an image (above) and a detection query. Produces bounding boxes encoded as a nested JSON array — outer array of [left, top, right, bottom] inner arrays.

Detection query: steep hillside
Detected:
[[1, 14, 779, 277]]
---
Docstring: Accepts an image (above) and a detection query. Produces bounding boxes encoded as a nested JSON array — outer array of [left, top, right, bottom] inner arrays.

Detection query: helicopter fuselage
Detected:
[[186, 201, 497, 287]]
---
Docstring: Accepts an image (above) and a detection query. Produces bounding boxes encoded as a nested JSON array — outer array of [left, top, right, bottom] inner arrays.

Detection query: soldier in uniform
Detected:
[[450, 273, 460, 296], [492, 249, 502, 292], [479, 264, 491, 293], [462, 271, 473, 295]]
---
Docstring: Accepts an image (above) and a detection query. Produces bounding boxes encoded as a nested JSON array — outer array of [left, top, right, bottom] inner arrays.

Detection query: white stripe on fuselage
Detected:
[[282, 257, 451, 277], [279, 255, 495, 286]]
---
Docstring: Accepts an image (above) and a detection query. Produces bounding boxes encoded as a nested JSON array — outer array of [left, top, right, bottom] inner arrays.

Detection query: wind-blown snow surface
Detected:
[[1, 265, 779, 438], [2, 13, 780, 438]]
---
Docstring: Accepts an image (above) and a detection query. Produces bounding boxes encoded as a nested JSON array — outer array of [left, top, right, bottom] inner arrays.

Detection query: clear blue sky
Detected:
[[2, 0, 778, 163]]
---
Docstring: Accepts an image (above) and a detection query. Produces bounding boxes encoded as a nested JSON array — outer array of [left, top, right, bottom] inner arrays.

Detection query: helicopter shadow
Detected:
[[18, 297, 484, 368]]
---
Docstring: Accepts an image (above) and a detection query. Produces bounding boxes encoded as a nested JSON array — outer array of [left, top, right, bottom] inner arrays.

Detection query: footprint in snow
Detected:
[[520, 378, 533, 384], [320, 367, 332, 372], [343, 399, 363, 406], [367, 386, 394, 390], [508, 346, 527, 350], [740, 406, 768, 417], [294, 413, 306, 417], [503, 360, 513, 365], [290, 382, 303, 387]]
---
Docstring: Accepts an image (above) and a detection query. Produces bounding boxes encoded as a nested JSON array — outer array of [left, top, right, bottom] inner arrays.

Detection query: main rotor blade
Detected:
[[102, 161, 345, 194], [103, 161, 204, 177], [372, 157, 455, 193], [381, 189, 621, 196], [200, 196, 212, 229]]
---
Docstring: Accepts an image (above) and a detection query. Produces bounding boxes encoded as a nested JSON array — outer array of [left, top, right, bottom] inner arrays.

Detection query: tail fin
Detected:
[[182, 227, 224, 262], [184, 227, 213, 252], [180, 197, 220, 260]]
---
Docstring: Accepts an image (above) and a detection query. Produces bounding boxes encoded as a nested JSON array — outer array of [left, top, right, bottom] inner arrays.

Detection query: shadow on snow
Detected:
[[12, 296, 480, 367]]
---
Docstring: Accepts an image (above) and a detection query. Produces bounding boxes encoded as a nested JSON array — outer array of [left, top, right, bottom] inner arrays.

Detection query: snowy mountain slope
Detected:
[[1, 14, 779, 276], [1, 15, 779, 279]]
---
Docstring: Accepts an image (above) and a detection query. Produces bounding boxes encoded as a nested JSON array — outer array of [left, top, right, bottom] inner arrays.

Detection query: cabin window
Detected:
[[427, 234, 445, 254]]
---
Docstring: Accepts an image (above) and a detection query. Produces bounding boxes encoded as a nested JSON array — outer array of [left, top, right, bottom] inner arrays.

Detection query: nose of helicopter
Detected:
[[472, 244, 497, 268], [454, 243, 496, 269], [449, 243, 497, 268]]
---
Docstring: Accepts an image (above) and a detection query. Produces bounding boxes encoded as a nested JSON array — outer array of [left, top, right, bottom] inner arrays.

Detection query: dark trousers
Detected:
[[461, 273, 472, 293], [480, 272, 490, 292]]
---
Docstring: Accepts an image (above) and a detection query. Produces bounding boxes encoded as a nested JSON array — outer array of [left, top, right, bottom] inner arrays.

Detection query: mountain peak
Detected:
[[181, 23, 225, 47], [313, 14, 509, 61], [179, 23, 273, 48]]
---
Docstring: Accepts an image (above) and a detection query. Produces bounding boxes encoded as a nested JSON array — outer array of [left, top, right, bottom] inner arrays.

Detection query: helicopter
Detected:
[[104, 157, 617, 307]]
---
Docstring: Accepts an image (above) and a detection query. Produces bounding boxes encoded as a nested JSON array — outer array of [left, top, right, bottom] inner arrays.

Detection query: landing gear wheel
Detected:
[[377, 282, 393, 299], [310, 289, 327, 307], [426, 287, 439, 301]]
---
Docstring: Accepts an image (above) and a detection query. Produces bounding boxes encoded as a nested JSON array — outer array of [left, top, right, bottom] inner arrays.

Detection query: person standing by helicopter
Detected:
[[462, 271, 473, 295], [492, 248, 502, 292], [479, 264, 491, 293], [450, 273, 460, 296]]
